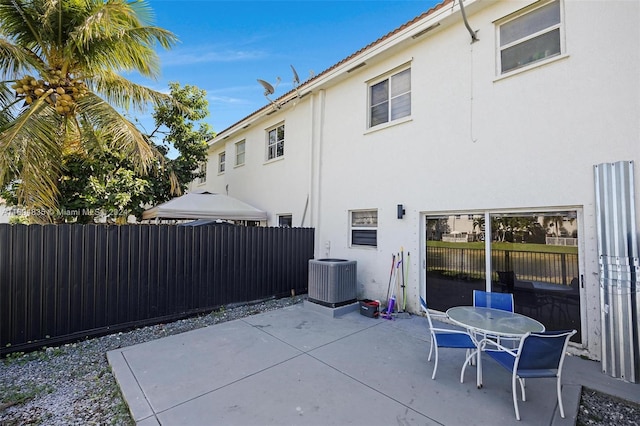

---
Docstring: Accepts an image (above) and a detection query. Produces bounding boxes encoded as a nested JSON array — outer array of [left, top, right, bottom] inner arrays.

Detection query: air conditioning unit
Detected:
[[308, 259, 357, 308]]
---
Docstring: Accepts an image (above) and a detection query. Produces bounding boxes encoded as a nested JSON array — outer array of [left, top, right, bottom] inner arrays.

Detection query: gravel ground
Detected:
[[1, 295, 638, 425], [578, 388, 639, 426]]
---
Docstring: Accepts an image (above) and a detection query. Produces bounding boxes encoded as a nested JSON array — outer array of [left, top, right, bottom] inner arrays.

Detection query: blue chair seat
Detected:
[[435, 332, 476, 349], [487, 350, 559, 378], [517, 368, 559, 378], [486, 349, 516, 370]]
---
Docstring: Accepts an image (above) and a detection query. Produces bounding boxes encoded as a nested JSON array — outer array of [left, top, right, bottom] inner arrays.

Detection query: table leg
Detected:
[[476, 340, 483, 389]]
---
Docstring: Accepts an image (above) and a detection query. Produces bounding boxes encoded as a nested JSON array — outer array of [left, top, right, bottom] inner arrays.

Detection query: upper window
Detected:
[[498, 0, 562, 74], [267, 124, 285, 160], [197, 162, 207, 184], [350, 209, 378, 247], [235, 140, 245, 166], [218, 151, 225, 173], [369, 68, 411, 128]]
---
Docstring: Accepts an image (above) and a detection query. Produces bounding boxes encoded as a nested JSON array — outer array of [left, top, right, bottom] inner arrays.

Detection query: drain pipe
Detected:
[[458, 0, 479, 43]]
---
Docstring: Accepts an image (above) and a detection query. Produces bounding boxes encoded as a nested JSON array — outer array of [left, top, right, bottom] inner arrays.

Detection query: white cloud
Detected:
[[159, 45, 267, 66], [209, 94, 251, 105]]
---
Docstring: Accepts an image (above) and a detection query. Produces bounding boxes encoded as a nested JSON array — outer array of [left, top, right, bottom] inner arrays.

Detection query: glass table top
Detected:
[[446, 306, 545, 337]]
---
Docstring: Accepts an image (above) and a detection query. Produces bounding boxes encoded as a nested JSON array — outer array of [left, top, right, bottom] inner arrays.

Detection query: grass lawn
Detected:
[[427, 240, 578, 254]]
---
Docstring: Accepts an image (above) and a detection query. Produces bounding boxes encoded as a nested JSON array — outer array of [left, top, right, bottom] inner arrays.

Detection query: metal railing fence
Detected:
[[426, 246, 578, 284]]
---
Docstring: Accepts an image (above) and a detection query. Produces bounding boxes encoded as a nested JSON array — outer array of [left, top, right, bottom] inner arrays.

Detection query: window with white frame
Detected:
[[350, 209, 378, 247], [218, 151, 225, 173], [369, 67, 411, 128], [235, 140, 245, 166], [498, 0, 562, 74], [198, 161, 207, 184], [267, 123, 284, 160]]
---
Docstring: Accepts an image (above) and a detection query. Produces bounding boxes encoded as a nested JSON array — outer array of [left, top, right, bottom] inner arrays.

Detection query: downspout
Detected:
[[300, 194, 309, 227], [458, 0, 479, 43], [310, 90, 326, 256], [457, 0, 479, 144]]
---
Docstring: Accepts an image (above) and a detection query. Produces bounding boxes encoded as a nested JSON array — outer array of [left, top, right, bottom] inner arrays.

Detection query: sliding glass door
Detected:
[[425, 211, 581, 342]]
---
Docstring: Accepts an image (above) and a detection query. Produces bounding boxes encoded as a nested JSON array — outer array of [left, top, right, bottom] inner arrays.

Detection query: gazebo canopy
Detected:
[[142, 191, 267, 221]]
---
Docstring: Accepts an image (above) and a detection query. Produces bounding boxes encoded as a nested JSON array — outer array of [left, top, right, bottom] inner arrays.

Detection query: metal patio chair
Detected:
[[420, 297, 476, 381], [473, 289, 514, 312], [483, 329, 577, 420], [473, 290, 516, 346]]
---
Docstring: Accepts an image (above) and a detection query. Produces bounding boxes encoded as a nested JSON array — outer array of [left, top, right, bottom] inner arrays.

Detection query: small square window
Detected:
[[369, 68, 411, 128], [498, 0, 562, 74], [350, 209, 378, 247], [278, 214, 292, 227], [218, 151, 225, 173], [235, 140, 245, 166], [267, 124, 285, 160]]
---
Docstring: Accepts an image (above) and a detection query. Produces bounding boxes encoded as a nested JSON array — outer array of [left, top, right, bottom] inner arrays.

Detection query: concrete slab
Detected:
[[106, 349, 155, 421], [109, 319, 301, 419], [243, 304, 378, 352], [108, 303, 640, 426], [309, 316, 562, 425], [156, 353, 438, 426]]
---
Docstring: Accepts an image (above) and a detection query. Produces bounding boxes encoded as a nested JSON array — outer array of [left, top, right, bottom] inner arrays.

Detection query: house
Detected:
[[191, 0, 640, 373]]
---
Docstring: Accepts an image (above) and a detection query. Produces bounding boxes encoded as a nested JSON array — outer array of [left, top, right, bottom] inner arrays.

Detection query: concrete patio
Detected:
[[107, 302, 639, 425]]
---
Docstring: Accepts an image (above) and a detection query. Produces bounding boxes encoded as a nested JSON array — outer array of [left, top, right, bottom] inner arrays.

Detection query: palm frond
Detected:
[[0, 38, 44, 78], [89, 71, 188, 114], [0, 98, 64, 211], [0, 81, 16, 126], [69, 0, 177, 77], [75, 92, 162, 174], [0, 0, 41, 46]]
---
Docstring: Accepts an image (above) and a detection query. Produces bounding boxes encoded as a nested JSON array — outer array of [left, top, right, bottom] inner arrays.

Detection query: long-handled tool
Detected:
[[384, 253, 399, 320], [403, 251, 410, 312], [399, 248, 405, 312], [384, 253, 395, 308], [383, 295, 396, 320]]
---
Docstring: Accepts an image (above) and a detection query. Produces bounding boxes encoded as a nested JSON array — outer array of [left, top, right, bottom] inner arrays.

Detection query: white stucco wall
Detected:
[[311, 0, 639, 359], [201, 0, 639, 360], [194, 96, 314, 227]]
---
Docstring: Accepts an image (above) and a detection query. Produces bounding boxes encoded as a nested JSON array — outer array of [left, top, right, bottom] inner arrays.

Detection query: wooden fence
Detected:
[[0, 224, 314, 355]]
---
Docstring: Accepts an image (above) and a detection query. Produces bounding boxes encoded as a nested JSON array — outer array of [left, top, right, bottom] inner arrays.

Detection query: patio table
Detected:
[[446, 306, 545, 388]]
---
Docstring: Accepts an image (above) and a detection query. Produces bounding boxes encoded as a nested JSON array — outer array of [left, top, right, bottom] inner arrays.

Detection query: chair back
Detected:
[[473, 290, 514, 312], [419, 296, 435, 329], [516, 330, 576, 371]]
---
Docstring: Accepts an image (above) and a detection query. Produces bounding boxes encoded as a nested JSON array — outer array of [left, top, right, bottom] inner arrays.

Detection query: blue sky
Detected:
[[130, 0, 440, 135]]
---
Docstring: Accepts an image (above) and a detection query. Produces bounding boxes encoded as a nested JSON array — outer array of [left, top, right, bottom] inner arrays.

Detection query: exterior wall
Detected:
[[316, 0, 638, 359], [201, 0, 640, 359], [191, 97, 314, 227], [0, 204, 10, 223]]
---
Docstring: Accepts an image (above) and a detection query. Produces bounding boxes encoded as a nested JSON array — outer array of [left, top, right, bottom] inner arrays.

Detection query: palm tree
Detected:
[[0, 0, 179, 221]]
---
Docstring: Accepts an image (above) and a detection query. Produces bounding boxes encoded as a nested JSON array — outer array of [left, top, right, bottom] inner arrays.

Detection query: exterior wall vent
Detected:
[[308, 259, 357, 307]]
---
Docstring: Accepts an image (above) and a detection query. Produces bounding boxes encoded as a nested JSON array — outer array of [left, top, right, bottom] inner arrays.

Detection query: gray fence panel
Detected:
[[0, 224, 314, 355]]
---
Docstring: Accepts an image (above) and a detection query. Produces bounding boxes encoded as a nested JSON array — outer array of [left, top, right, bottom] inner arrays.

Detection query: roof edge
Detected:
[[210, 0, 463, 145]]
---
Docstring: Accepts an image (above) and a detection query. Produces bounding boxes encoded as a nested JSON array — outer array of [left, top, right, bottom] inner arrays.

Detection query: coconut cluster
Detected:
[[11, 70, 88, 116]]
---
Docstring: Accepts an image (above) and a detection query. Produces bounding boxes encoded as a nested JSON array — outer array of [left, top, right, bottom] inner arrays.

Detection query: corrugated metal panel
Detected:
[[0, 224, 314, 355], [594, 160, 639, 383]]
